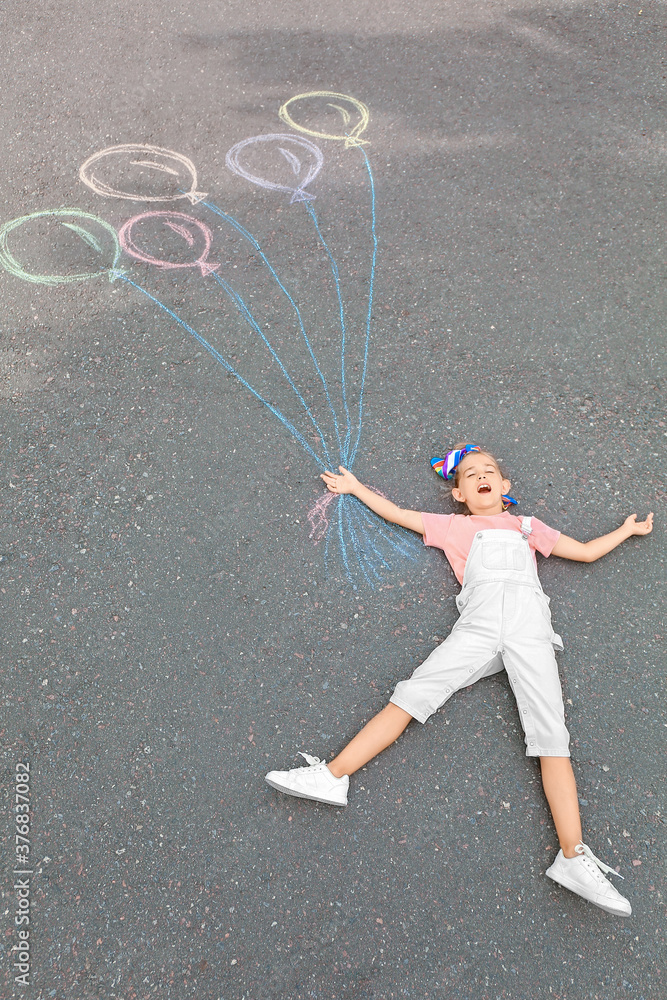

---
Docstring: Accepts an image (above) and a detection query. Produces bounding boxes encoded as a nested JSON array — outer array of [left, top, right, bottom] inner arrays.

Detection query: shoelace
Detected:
[[297, 752, 323, 767], [575, 842, 625, 880]]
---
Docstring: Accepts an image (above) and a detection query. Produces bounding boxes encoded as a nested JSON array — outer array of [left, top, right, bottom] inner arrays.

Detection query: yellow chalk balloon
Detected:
[[279, 91, 370, 148]]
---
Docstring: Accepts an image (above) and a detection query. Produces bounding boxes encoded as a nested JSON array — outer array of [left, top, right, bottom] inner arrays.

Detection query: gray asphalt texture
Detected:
[[1, 2, 665, 998]]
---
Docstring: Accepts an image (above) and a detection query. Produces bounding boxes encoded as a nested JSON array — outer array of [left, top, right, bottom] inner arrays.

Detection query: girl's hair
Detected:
[[448, 443, 509, 515]]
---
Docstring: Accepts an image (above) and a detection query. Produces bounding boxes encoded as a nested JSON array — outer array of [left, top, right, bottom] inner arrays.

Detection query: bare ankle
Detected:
[[327, 761, 347, 779]]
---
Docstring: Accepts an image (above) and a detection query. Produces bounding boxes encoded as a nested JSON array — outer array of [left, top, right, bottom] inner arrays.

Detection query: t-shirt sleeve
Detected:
[[529, 517, 561, 557], [420, 512, 455, 550]]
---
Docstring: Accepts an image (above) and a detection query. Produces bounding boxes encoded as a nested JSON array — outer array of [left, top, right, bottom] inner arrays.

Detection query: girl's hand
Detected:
[[625, 512, 654, 535], [320, 466, 359, 495]]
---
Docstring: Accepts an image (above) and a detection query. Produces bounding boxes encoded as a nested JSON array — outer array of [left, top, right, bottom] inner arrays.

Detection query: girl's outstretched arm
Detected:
[[551, 513, 653, 563], [321, 466, 425, 535]]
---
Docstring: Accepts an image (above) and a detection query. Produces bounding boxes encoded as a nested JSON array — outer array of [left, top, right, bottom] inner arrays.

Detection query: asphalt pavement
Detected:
[[0, 2, 665, 998]]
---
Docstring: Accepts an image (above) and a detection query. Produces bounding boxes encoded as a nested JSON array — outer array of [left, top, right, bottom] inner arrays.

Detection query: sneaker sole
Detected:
[[546, 869, 631, 916], [264, 775, 347, 807]]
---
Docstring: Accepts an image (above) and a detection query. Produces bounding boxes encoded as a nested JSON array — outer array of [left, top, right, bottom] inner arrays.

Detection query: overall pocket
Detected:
[[480, 537, 527, 572]]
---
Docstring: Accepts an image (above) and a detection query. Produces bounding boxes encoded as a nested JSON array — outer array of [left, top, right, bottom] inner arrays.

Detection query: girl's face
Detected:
[[452, 453, 511, 515]]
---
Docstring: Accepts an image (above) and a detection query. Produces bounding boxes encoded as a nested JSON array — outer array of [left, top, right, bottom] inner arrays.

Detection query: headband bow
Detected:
[[430, 445, 480, 481], [430, 446, 518, 506]]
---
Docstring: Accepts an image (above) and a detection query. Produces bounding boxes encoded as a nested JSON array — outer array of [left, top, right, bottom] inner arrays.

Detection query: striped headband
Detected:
[[430, 445, 480, 481], [430, 446, 518, 506]]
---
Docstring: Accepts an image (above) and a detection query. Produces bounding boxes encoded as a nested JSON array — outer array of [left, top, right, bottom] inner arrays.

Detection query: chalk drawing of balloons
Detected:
[[0, 209, 122, 286], [225, 134, 324, 203], [79, 144, 206, 204], [118, 211, 219, 276], [279, 92, 370, 148]]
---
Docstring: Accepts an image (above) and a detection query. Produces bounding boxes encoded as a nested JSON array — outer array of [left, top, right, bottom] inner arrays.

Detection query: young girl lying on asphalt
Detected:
[[266, 444, 653, 916]]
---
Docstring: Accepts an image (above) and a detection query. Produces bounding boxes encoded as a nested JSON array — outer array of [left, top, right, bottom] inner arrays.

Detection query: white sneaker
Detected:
[[546, 842, 632, 916], [265, 752, 349, 806]]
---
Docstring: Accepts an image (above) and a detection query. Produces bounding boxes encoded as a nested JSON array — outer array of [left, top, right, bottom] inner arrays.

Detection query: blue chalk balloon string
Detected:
[[347, 144, 377, 469], [347, 498, 391, 569], [323, 506, 334, 577], [347, 501, 391, 573], [118, 273, 325, 468], [304, 201, 351, 465], [343, 502, 375, 588], [208, 269, 333, 468], [337, 496, 354, 587], [355, 502, 421, 561], [360, 517, 417, 563], [201, 198, 343, 460], [339, 501, 362, 583], [345, 506, 383, 584], [342, 496, 377, 588], [175, 180, 415, 586]]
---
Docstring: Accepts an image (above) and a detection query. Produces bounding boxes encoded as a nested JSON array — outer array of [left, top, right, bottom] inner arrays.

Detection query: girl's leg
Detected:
[[542, 756, 632, 916], [539, 756, 583, 857], [328, 703, 413, 778]]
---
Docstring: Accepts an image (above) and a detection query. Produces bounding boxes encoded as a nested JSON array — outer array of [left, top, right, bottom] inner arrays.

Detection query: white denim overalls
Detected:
[[390, 518, 570, 757]]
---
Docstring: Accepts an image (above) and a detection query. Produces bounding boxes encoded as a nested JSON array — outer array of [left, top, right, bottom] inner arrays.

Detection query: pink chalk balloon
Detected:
[[118, 211, 218, 276]]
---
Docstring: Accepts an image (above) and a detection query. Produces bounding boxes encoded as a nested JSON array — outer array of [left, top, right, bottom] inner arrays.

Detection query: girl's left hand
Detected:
[[625, 512, 654, 535]]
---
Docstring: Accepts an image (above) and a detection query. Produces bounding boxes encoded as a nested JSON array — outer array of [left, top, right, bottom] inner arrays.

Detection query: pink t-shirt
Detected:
[[421, 511, 561, 584]]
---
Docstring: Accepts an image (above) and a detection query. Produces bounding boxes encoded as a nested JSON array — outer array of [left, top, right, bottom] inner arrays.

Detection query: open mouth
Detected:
[[477, 483, 492, 494]]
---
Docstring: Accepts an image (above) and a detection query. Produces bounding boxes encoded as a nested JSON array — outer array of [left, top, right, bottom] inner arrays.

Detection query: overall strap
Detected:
[[520, 516, 533, 539]]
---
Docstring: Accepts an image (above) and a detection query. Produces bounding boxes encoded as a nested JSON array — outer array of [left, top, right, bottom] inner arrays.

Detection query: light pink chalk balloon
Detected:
[[118, 211, 218, 276]]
